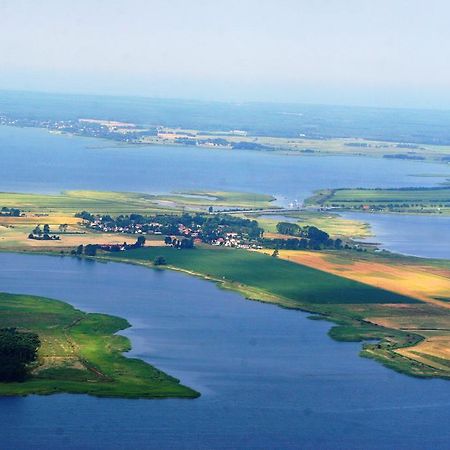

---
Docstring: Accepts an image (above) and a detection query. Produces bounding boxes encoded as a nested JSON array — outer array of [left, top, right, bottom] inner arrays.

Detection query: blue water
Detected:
[[1, 125, 449, 258], [260, 212, 450, 259], [341, 212, 450, 259], [0, 125, 449, 203], [1, 253, 450, 449], [0, 123, 449, 447]]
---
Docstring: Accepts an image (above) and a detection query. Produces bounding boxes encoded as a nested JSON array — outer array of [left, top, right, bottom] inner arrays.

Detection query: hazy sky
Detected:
[[1, 0, 450, 108]]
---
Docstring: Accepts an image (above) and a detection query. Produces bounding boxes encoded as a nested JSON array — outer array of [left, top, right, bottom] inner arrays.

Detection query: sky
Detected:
[[0, 0, 450, 108]]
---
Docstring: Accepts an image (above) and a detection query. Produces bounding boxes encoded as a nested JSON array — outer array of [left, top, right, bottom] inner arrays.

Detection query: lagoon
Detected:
[[1, 124, 450, 259], [1, 253, 450, 449], [1, 125, 449, 202]]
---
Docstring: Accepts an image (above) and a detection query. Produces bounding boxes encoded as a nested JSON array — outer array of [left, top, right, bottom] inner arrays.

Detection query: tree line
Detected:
[[0, 328, 40, 382], [0, 207, 21, 217], [272, 222, 342, 250]]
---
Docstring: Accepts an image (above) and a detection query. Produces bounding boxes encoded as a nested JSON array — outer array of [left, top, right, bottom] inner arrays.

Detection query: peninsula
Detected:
[[0, 292, 198, 398]]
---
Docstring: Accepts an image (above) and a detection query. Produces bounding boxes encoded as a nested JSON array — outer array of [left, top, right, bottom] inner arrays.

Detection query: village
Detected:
[[76, 211, 264, 250]]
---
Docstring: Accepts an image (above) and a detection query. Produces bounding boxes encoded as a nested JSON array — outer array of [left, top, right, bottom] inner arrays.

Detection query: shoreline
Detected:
[[0, 245, 449, 401], [3, 122, 450, 167], [89, 250, 450, 381], [0, 290, 200, 400]]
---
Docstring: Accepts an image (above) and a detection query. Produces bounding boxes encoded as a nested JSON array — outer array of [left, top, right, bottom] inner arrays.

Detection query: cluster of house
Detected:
[[177, 223, 200, 238], [87, 219, 149, 234], [84, 217, 261, 250], [212, 233, 262, 249]]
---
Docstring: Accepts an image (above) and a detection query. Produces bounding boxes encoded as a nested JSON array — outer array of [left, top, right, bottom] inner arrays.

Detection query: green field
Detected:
[[156, 191, 276, 209], [0, 189, 274, 215], [328, 188, 450, 203], [305, 187, 450, 214], [0, 190, 169, 215], [108, 246, 418, 305], [0, 292, 198, 398]]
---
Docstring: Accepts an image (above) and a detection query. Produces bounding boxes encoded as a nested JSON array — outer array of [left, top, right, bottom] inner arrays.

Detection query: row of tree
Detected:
[[275, 222, 336, 249], [164, 236, 195, 249], [264, 237, 343, 251], [71, 244, 99, 256], [0, 207, 21, 217], [71, 236, 147, 257]]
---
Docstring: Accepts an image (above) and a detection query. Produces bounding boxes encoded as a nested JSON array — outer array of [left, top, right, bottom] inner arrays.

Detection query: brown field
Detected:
[[255, 248, 450, 371], [261, 249, 450, 309], [0, 215, 164, 251], [396, 332, 450, 371]]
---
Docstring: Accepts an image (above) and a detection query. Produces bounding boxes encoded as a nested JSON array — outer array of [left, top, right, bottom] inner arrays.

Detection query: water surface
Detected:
[[341, 212, 450, 259], [1, 253, 450, 449], [1, 125, 449, 202], [1, 125, 450, 258]]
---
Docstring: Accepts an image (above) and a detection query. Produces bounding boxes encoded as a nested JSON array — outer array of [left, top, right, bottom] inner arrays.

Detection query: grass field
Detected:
[[306, 187, 450, 214], [327, 188, 450, 203], [0, 189, 273, 214], [107, 246, 418, 306], [0, 292, 198, 398], [0, 191, 162, 214], [156, 191, 276, 209]]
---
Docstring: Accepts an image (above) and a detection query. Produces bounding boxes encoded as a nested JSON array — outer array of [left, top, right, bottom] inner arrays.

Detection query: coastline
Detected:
[[90, 249, 450, 381], [0, 234, 449, 399], [0, 290, 200, 399]]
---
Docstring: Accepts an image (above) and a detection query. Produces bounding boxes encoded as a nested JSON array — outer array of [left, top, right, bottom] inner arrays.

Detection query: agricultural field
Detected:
[[256, 248, 450, 375], [305, 187, 450, 214], [0, 191, 166, 251], [107, 245, 418, 306], [264, 249, 450, 307], [0, 292, 198, 398], [0, 190, 272, 251]]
